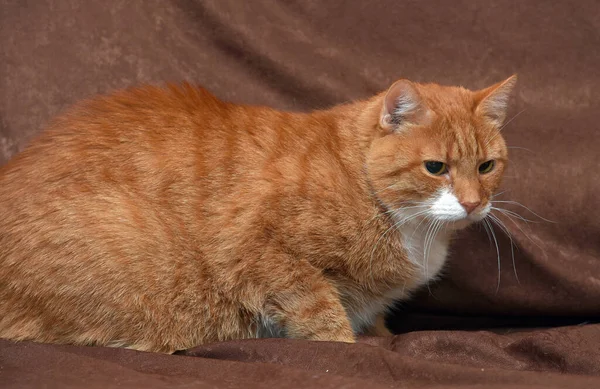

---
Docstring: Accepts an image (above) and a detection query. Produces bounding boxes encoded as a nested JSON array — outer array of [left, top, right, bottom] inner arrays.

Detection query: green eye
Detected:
[[479, 160, 495, 174], [424, 161, 448, 176]]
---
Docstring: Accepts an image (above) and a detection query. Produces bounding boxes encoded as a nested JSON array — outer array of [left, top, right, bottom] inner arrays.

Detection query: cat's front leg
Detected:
[[362, 313, 393, 337], [263, 258, 355, 343]]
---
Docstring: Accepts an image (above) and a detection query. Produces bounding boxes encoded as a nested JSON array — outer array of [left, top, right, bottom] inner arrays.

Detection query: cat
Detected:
[[0, 76, 515, 353]]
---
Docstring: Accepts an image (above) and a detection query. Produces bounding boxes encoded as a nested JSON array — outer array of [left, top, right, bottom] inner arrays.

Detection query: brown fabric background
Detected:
[[1, 0, 599, 387]]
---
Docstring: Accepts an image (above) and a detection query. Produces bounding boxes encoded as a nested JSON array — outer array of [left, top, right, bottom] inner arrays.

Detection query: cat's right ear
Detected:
[[380, 80, 428, 132]]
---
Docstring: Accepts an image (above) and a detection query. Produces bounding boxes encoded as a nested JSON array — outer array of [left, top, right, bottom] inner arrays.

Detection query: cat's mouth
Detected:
[[390, 202, 490, 232], [447, 215, 486, 230], [467, 204, 491, 222], [433, 203, 491, 229]]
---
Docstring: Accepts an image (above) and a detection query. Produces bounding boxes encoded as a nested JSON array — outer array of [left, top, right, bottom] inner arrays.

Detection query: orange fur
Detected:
[[0, 78, 515, 353]]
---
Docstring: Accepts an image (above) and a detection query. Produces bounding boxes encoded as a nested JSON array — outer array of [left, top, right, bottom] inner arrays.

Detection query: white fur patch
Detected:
[[394, 94, 419, 118], [430, 189, 467, 221], [347, 287, 409, 333], [470, 202, 491, 222], [256, 315, 286, 339], [399, 220, 450, 286], [429, 188, 491, 224]]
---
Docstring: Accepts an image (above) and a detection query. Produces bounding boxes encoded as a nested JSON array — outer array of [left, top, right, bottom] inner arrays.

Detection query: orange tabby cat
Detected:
[[0, 76, 515, 353]]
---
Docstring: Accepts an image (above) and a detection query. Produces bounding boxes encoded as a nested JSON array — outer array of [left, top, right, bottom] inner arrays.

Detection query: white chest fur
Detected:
[[399, 223, 451, 286], [347, 223, 451, 333]]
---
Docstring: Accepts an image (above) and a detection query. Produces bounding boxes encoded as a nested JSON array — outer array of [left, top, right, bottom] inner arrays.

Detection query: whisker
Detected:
[[423, 218, 444, 293], [368, 210, 429, 286], [488, 213, 520, 285], [423, 221, 433, 277], [499, 109, 527, 132], [484, 108, 527, 147], [380, 205, 428, 216], [491, 200, 556, 223], [429, 219, 445, 297], [366, 202, 428, 224], [491, 207, 537, 223], [422, 220, 437, 295], [492, 209, 546, 254], [484, 218, 501, 294], [482, 218, 493, 247], [507, 146, 534, 153], [395, 205, 430, 211], [410, 211, 431, 239], [491, 190, 509, 199], [424, 219, 438, 262], [373, 183, 401, 195]]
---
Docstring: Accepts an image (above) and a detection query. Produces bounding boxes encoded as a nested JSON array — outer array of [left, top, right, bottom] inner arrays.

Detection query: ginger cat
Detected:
[[0, 76, 515, 353]]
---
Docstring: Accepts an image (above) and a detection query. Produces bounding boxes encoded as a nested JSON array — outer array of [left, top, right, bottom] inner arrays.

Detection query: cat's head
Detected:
[[366, 76, 516, 230]]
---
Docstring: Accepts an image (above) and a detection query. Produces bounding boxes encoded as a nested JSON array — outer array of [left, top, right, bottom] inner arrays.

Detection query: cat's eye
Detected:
[[424, 161, 448, 176], [478, 160, 495, 174]]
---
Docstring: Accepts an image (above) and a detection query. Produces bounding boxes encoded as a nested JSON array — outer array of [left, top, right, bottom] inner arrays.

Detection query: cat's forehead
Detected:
[[419, 85, 501, 141], [418, 84, 475, 116], [420, 115, 504, 160]]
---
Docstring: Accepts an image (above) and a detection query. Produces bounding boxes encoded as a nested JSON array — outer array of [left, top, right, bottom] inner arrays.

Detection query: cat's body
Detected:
[[0, 78, 514, 352]]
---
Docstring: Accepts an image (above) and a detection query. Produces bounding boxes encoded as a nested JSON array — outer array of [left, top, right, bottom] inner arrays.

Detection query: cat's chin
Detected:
[[447, 214, 488, 230], [447, 212, 490, 230], [445, 219, 473, 230]]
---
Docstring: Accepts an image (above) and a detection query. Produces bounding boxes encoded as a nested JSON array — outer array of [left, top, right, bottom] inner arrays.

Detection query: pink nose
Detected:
[[460, 201, 481, 214]]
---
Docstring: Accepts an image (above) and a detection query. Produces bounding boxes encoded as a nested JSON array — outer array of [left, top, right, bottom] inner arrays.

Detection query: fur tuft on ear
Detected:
[[475, 75, 517, 127], [380, 80, 428, 131]]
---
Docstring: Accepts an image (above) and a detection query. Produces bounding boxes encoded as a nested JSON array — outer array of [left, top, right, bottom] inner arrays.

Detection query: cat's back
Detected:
[[2, 83, 235, 173], [0, 83, 284, 204], [0, 84, 226, 262]]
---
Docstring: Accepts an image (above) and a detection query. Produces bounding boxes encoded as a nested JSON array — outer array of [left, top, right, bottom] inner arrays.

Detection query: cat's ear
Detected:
[[474, 75, 517, 127], [380, 80, 429, 131]]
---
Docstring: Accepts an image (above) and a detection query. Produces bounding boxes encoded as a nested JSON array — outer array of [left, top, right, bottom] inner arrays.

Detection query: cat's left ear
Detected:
[[474, 75, 518, 127]]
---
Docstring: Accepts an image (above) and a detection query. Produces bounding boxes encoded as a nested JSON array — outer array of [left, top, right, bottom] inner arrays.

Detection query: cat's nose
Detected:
[[460, 200, 481, 214]]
